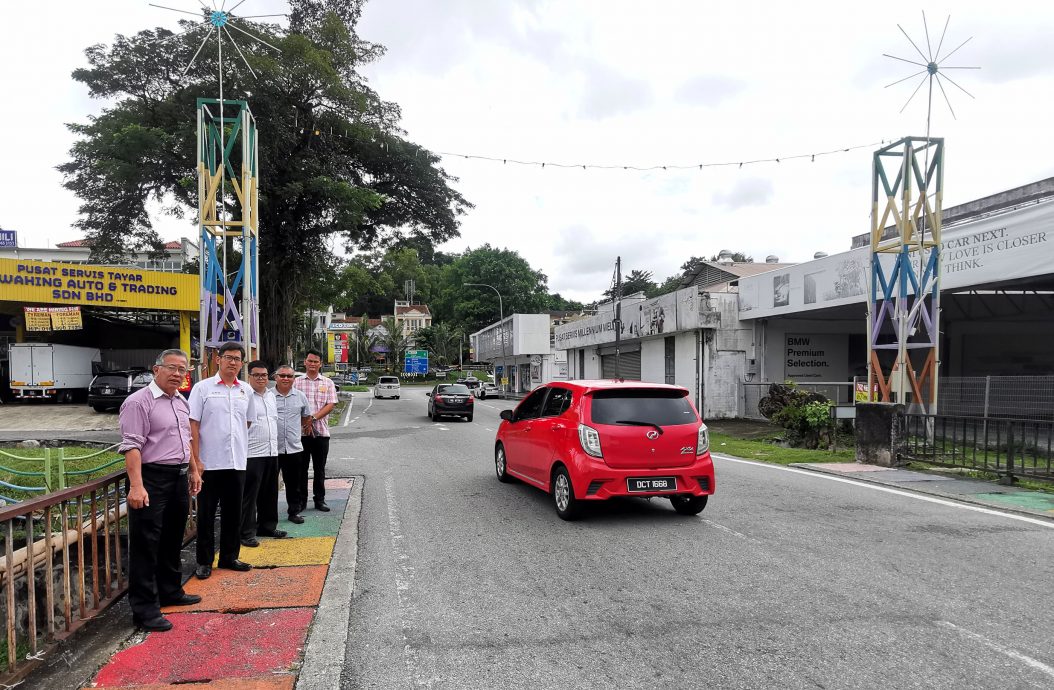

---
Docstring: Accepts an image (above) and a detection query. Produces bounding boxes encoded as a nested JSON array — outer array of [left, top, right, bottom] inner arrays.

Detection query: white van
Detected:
[[375, 375, 401, 399]]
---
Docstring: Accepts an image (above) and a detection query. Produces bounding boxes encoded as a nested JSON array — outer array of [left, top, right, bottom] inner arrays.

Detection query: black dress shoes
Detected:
[[218, 559, 252, 572], [134, 615, 173, 632], [195, 565, 212, 580], [315, 502, 331, 512], [160, 593, 202, 607], [288, 514, 305, 524], [240, 537, 261, 547], [258, 529, 288, 539]]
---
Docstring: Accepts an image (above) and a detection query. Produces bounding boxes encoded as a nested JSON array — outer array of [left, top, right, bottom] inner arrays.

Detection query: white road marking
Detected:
[[385, 474, 430, 686], [712, 454, 1054, 530], [340, 394, 355, 427], [484, 427, 494, 432], [936, 620, 1054, 680], [700, 518, 762, 544], [345, 392, 375, 427]]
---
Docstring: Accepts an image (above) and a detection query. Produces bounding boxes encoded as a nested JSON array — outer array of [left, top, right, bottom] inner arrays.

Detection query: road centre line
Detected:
[[384, 474, 426, 686], [701, 518, 762, 544], [936, 620, 1054, 680], [712, 454, 1054, 530]]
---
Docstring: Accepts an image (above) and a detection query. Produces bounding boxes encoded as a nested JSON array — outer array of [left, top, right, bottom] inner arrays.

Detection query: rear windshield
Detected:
[[440, 385, 470, 395], [93, 375, 129, 387], [589, 389, 697, 426], [378, 377, 399, 384]]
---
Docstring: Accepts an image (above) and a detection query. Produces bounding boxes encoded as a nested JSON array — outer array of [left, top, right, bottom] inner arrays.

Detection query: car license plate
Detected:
[[627, 477, 677, 492], [102, 388, 113, 395]]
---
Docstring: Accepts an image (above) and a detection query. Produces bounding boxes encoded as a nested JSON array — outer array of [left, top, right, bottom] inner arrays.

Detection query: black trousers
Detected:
[[196, 469, 245, 566], [128, 463, 189, 621], [241, 455, 279, 539], [301, 436, 330, 505], [279, 451, 307, 516]]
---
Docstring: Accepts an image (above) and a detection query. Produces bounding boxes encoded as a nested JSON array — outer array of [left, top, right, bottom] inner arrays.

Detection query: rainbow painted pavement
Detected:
[[83, 478, 355, 689]]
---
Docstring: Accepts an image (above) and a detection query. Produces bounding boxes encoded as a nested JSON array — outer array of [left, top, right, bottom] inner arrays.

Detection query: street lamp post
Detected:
[[465, 283, 507, 397]]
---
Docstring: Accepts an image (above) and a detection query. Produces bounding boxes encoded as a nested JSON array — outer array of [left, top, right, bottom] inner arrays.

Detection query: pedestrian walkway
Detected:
[[792, 463, 1054, 520], [83, 478, 356, 689]]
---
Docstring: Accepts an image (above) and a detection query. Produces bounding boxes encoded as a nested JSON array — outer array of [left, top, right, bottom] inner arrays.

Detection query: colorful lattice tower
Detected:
[[867, 136, 943, 412], [197, 98, 259, 369]]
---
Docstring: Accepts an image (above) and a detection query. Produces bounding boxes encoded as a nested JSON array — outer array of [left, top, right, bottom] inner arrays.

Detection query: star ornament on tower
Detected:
[[883, 12, 979, 122], [149, 1, 285, 80]]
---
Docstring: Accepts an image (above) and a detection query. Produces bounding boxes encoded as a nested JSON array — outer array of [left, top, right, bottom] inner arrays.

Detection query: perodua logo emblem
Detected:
[[646, 430, 660, 440]]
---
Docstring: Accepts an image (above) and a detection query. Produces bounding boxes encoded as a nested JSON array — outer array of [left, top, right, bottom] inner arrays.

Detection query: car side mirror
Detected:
[[426, 391, 432, 397], [499, 409, 514, 422]]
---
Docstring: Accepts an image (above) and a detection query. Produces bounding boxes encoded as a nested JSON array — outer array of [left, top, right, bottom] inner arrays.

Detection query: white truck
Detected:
[[8, 343, 101, 403]]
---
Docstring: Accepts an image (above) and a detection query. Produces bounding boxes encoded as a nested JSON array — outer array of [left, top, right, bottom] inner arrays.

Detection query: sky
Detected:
[[1, 1, 1053, 303]]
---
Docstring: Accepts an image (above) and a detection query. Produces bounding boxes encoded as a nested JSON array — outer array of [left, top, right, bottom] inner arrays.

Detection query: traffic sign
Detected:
[[404, 349, 428, 375]]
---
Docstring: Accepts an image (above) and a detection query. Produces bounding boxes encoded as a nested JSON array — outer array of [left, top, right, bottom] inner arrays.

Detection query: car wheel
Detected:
[[466, 414, 473, 422], [91, 404, 108, 413], [494, 443, 512, 483], [670, 495, 708, 516], [427, 406, 433, 420], [552, 466, 581, 521]]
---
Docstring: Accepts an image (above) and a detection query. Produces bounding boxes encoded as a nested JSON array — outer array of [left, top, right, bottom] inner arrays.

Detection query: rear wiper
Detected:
[[614, 420, 663, 436]]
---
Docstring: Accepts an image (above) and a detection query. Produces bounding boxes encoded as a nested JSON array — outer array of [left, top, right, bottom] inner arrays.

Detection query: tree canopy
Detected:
[[60, 0, 470, 362]]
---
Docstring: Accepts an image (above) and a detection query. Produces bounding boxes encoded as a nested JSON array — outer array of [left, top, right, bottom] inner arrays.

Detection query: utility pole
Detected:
[[613, 256, 622, 380]]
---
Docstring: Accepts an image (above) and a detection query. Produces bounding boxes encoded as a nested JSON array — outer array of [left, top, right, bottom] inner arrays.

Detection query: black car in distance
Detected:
[[88, 369, 154, 412], [427, 383, 474, 422]]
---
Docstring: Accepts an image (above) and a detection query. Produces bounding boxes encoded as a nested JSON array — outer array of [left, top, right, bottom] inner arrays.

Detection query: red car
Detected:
[[495, 380, 715, 520]]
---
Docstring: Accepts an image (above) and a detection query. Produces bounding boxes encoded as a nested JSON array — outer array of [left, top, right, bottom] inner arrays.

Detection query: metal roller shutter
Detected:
[[600, 349, 641, 380]]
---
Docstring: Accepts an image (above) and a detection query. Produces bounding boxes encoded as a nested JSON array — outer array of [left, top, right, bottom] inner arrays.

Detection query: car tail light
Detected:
[[467, 396, 474, 404], [434, 395, 443, 403], [578, 423, 603, 458], [697, 423, 710, 455]]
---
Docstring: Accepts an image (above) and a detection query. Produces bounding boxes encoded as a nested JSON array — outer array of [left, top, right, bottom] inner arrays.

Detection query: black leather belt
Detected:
[[142, 463, 190, 475]]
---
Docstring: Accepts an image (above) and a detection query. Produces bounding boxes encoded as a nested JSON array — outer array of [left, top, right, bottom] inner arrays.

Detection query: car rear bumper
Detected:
[[375, 388, 400, 398], [433, 403, 473, 415], [569, 452, 715, 500]]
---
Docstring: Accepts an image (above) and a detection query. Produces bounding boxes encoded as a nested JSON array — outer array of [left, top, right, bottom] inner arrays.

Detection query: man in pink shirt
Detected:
[[119, 349, 203, 632], [293, 350, 338, 512]]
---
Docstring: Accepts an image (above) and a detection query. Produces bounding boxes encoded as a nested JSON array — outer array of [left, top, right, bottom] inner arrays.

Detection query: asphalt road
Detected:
[[328, 387, 1054, 689]]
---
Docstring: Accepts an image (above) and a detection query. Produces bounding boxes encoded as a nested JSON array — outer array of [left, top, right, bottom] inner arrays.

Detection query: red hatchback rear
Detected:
[[495, 380, 715, 520]]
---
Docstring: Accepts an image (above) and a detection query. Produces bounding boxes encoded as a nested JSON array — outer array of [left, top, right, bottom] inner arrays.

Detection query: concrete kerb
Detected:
[[790, 463, 1054, 524], [295, 474, 363, 690]]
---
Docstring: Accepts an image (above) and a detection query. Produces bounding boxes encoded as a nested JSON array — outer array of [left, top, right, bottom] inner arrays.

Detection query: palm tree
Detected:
[[379, 316, 410, 373], [349, 315, 376, 368], [414, 323, 462, 367]]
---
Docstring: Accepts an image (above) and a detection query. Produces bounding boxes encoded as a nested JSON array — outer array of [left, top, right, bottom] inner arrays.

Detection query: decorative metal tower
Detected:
[[867, 136, 943, 411], [197, 98, 259, 362], [868, 13, 976, 412], [152, 1, 281, 370]]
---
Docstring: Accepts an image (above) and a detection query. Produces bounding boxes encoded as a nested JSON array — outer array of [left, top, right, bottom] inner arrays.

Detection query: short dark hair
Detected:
[[218, 342, 245, 358], [246, 359, 267, 373], [305, 349, 323, 361]]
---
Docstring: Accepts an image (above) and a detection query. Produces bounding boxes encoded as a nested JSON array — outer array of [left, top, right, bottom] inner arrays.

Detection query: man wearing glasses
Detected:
[[119, 349, 203, 631], [189, 342, 256, 579], [293, 349, 338, 512], [273, 364, 312, 523], [241, 360, 288, 546]]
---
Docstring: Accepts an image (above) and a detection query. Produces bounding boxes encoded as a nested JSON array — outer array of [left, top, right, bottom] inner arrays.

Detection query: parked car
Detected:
[[475, 382, 501, 399], [457, 377, 483, 393], [427, 383, 474, 421], [88, 369, 154, 412], [494, 380, 714, 520], [375, 375, 401, 399]]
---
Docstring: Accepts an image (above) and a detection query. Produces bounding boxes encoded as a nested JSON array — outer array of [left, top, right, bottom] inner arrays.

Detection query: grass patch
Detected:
[[0, 446, 124, 503], [327, 400, 349, 426], [709, 433, 855, 465], [339, 385, 371, 393]]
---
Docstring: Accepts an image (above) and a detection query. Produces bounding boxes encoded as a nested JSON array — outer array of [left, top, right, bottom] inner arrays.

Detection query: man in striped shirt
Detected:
[[293, 350, 338, 511]]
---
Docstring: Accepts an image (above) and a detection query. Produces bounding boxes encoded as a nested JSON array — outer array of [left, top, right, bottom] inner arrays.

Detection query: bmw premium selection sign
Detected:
[[783, 334, 848, 380]]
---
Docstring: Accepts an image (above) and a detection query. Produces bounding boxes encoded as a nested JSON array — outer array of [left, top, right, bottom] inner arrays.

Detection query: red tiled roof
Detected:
[[395, 304, 431, 316], [56, 239, 183, 250]]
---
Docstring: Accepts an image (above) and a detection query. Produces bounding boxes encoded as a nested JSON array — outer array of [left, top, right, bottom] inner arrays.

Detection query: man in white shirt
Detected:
[[189, 342, 256, 579], [241, 360, 288, 547], [273, 364, 313, 524]]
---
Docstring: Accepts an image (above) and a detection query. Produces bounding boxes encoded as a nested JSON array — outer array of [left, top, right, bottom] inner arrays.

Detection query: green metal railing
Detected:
[[0, 446, 123, 502]]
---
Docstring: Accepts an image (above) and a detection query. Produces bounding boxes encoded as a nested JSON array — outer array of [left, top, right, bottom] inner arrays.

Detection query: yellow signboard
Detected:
[[0, 258, 197, 311], [23, 307, 51, 332], [50, 306, 83, 330]]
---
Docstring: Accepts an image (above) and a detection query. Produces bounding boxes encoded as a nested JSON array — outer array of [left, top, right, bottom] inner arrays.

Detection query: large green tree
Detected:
[[59, 0, 470, 361]]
